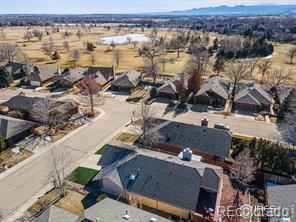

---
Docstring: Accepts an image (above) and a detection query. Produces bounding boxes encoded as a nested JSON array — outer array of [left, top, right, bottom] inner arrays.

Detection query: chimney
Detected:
[[201, 118, 208, 127], [123, 209, 130, 220], [57, 68, 61, 75], [182, 148, 192, 161], [112, 65, 116, 80]]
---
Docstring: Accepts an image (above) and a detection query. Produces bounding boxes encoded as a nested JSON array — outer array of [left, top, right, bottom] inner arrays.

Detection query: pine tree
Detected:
[[213, 56, 225, 75], [0, 67, 13, 87], [51, 50, 61, 62]]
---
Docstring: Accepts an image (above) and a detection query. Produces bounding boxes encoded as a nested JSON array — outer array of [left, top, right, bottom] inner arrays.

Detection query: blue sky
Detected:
[[0, 0, 295, 14]]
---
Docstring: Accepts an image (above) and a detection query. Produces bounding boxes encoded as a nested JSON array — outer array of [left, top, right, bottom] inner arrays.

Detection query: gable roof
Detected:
[[267, 184, 296, 222], [234, 82, 273, 106], [158, 74, 189, 95], [153, 119, 232, 159], [196, 76, 229, 100], [81, 198, 173, 222], [32, 205, 79, 222], [111, 70, 141, 88], [25, 67, 60, 83], [0, 115, 36, 139], [55, 67, 86, 84], [94, 145, 223, 213], [4, 61, 32, 76], [3, 96, 78, 115], [84, 66, 114, 85]]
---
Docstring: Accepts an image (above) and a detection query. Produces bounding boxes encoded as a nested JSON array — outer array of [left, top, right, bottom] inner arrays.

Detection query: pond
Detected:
[[100, 33, 151, 45]]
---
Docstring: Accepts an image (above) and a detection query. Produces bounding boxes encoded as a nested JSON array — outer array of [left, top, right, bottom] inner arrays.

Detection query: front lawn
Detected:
[[0, 149, 33, 169], [115, 133, 139, 144], [95, 144, 109, 155], [68, 167, 99, 186]]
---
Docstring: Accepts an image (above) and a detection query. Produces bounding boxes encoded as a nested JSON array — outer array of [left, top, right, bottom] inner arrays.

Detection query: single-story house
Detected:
[[266, 184, 296, 222], [23, 67, 62, 87], [0, 114, 36, 145], [83, 66, 115, 86], [157, 74, 189, 99], [275, 86, 294, 105], [148, 118, 232, 162], [33, 198, 173, 222], [53, 67, 86, 87], [32, 205, 79, 222], [80, 198, 173, 222], [94, 145, 223, 221], [234, 82, 273, 112], [3, 61, 33, 80], [111, 70, 142, 91], [2, 96, 79, 121], [193, 76, 230, 107]]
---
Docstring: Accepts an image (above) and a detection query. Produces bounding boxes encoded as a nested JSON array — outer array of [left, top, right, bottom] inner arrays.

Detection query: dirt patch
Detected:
[[0, 149, 33, 168], [51, 123, 81, 142], [55, 189, 86, 215], [115, 132, 139, 144]]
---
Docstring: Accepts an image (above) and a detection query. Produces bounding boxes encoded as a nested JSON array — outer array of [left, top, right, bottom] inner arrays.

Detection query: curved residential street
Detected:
[[0, 90, 279, 220]]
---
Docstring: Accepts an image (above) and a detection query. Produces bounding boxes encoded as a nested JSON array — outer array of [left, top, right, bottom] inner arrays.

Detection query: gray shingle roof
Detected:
[[4, 61, 32, 76], [267, 184, 296, 222], [81, 198, 173, 222], [234, 83, 273, 106], [25, 67, 60, 82], [153, 119, 232, 159], [158, 74, 189, 95], [57, 67, 86, 84], [196, 76, 229, 100], [84, 66, 114, 85], [111, 70, 141, 88], [32, 205, 79, 222], [0, 115, 36, 139], [94, 146, 223, 212]]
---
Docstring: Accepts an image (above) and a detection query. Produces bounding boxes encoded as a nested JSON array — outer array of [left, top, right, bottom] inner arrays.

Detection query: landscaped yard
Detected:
[[95, 144, 109, 155], [115, 132, 139, 144], [126, 88, 150, 102], [0, 149, 33, 169], [55, 189, 86, 215], [68, 167, 99, 186]]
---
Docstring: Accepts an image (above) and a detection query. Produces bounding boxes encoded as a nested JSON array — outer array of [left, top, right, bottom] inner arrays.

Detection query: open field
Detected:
[[0, 26, 295, 81]]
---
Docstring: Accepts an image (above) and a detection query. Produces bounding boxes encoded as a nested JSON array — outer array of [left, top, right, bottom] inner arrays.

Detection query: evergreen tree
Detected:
[[0, 136, 6, 152], [86, 42, 96, 52], [51, 50, 61, 62], [213, 56, 225, 75], [0, 67, 13, 88]]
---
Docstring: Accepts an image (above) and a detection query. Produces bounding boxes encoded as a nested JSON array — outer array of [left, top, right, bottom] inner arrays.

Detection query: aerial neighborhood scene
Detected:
[[0, 0, 296, 221]]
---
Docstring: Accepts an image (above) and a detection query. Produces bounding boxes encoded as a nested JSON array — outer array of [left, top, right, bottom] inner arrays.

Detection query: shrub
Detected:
[[0, 136, 6, 152]]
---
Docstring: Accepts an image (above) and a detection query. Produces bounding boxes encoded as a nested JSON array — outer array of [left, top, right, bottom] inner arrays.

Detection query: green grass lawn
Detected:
[[95, 144, 109, 155], [115, 133, 139, 144], [68, 167, 99, 186]]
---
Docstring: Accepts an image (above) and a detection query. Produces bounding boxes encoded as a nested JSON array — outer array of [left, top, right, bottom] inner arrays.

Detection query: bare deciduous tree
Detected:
[[23, 31, 33, 42], [132, 101, 162, 146], [89, 51, 96, 65], [41, 38, 54, 59], [132, 41, 138, 49], [113, 49, 122, 67], [0, 30, 6, 40], [0, 43, 21, 62], [70, 49, 81, 67], [29, 98, 64, 129], [63, 41, 70, 53], [248, 58, 258, 78], [186, 46, 209, 94], [226, 61, 251, 102], [33, 30, 43, 41], [258, 60, 272, 83], [76, 29, 83, 40], [140, 43, 161, 83], [287, 47, 296, 64], [51, 148, 67, 197], [78, 75, 102, 112], [266, 67, 292, 97]]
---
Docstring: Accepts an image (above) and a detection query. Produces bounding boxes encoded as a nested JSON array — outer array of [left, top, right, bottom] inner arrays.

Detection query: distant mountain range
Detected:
[[163, 4, 296, 16]]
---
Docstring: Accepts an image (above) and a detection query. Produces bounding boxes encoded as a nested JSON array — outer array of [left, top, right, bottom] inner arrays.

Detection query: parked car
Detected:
[[214, 123, 230, 131]]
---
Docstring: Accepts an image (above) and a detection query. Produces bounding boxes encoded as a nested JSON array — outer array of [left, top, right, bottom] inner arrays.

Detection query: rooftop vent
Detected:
[[201, 118, 208, 127], [150, 217, 158, 222], [182, 148, 192, 161], [129, 174, 136, 181], [123, 209, 130, 220], [96, 218, 100, 221]]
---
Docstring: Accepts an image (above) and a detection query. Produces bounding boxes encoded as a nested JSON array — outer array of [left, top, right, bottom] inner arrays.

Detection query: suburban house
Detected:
[[93, 144, 223, 221], [32, 205, 79, 222], [53, 67, 86, 87], [147, 118, 232, 162], [0, 115, 36, 145], [3, 96, 79, 121], [157, 74, 189, 99], [3, 61, 33, 80], [234, 82, 273, 112], [275, 86, 294, 105], [193, 76, 230, 107], [266, 184, 296, 222], [111, 70, 142, 91], [33, 198, 173, 222], [23, 67, 62, 87], [83, 66, 115, 87]]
